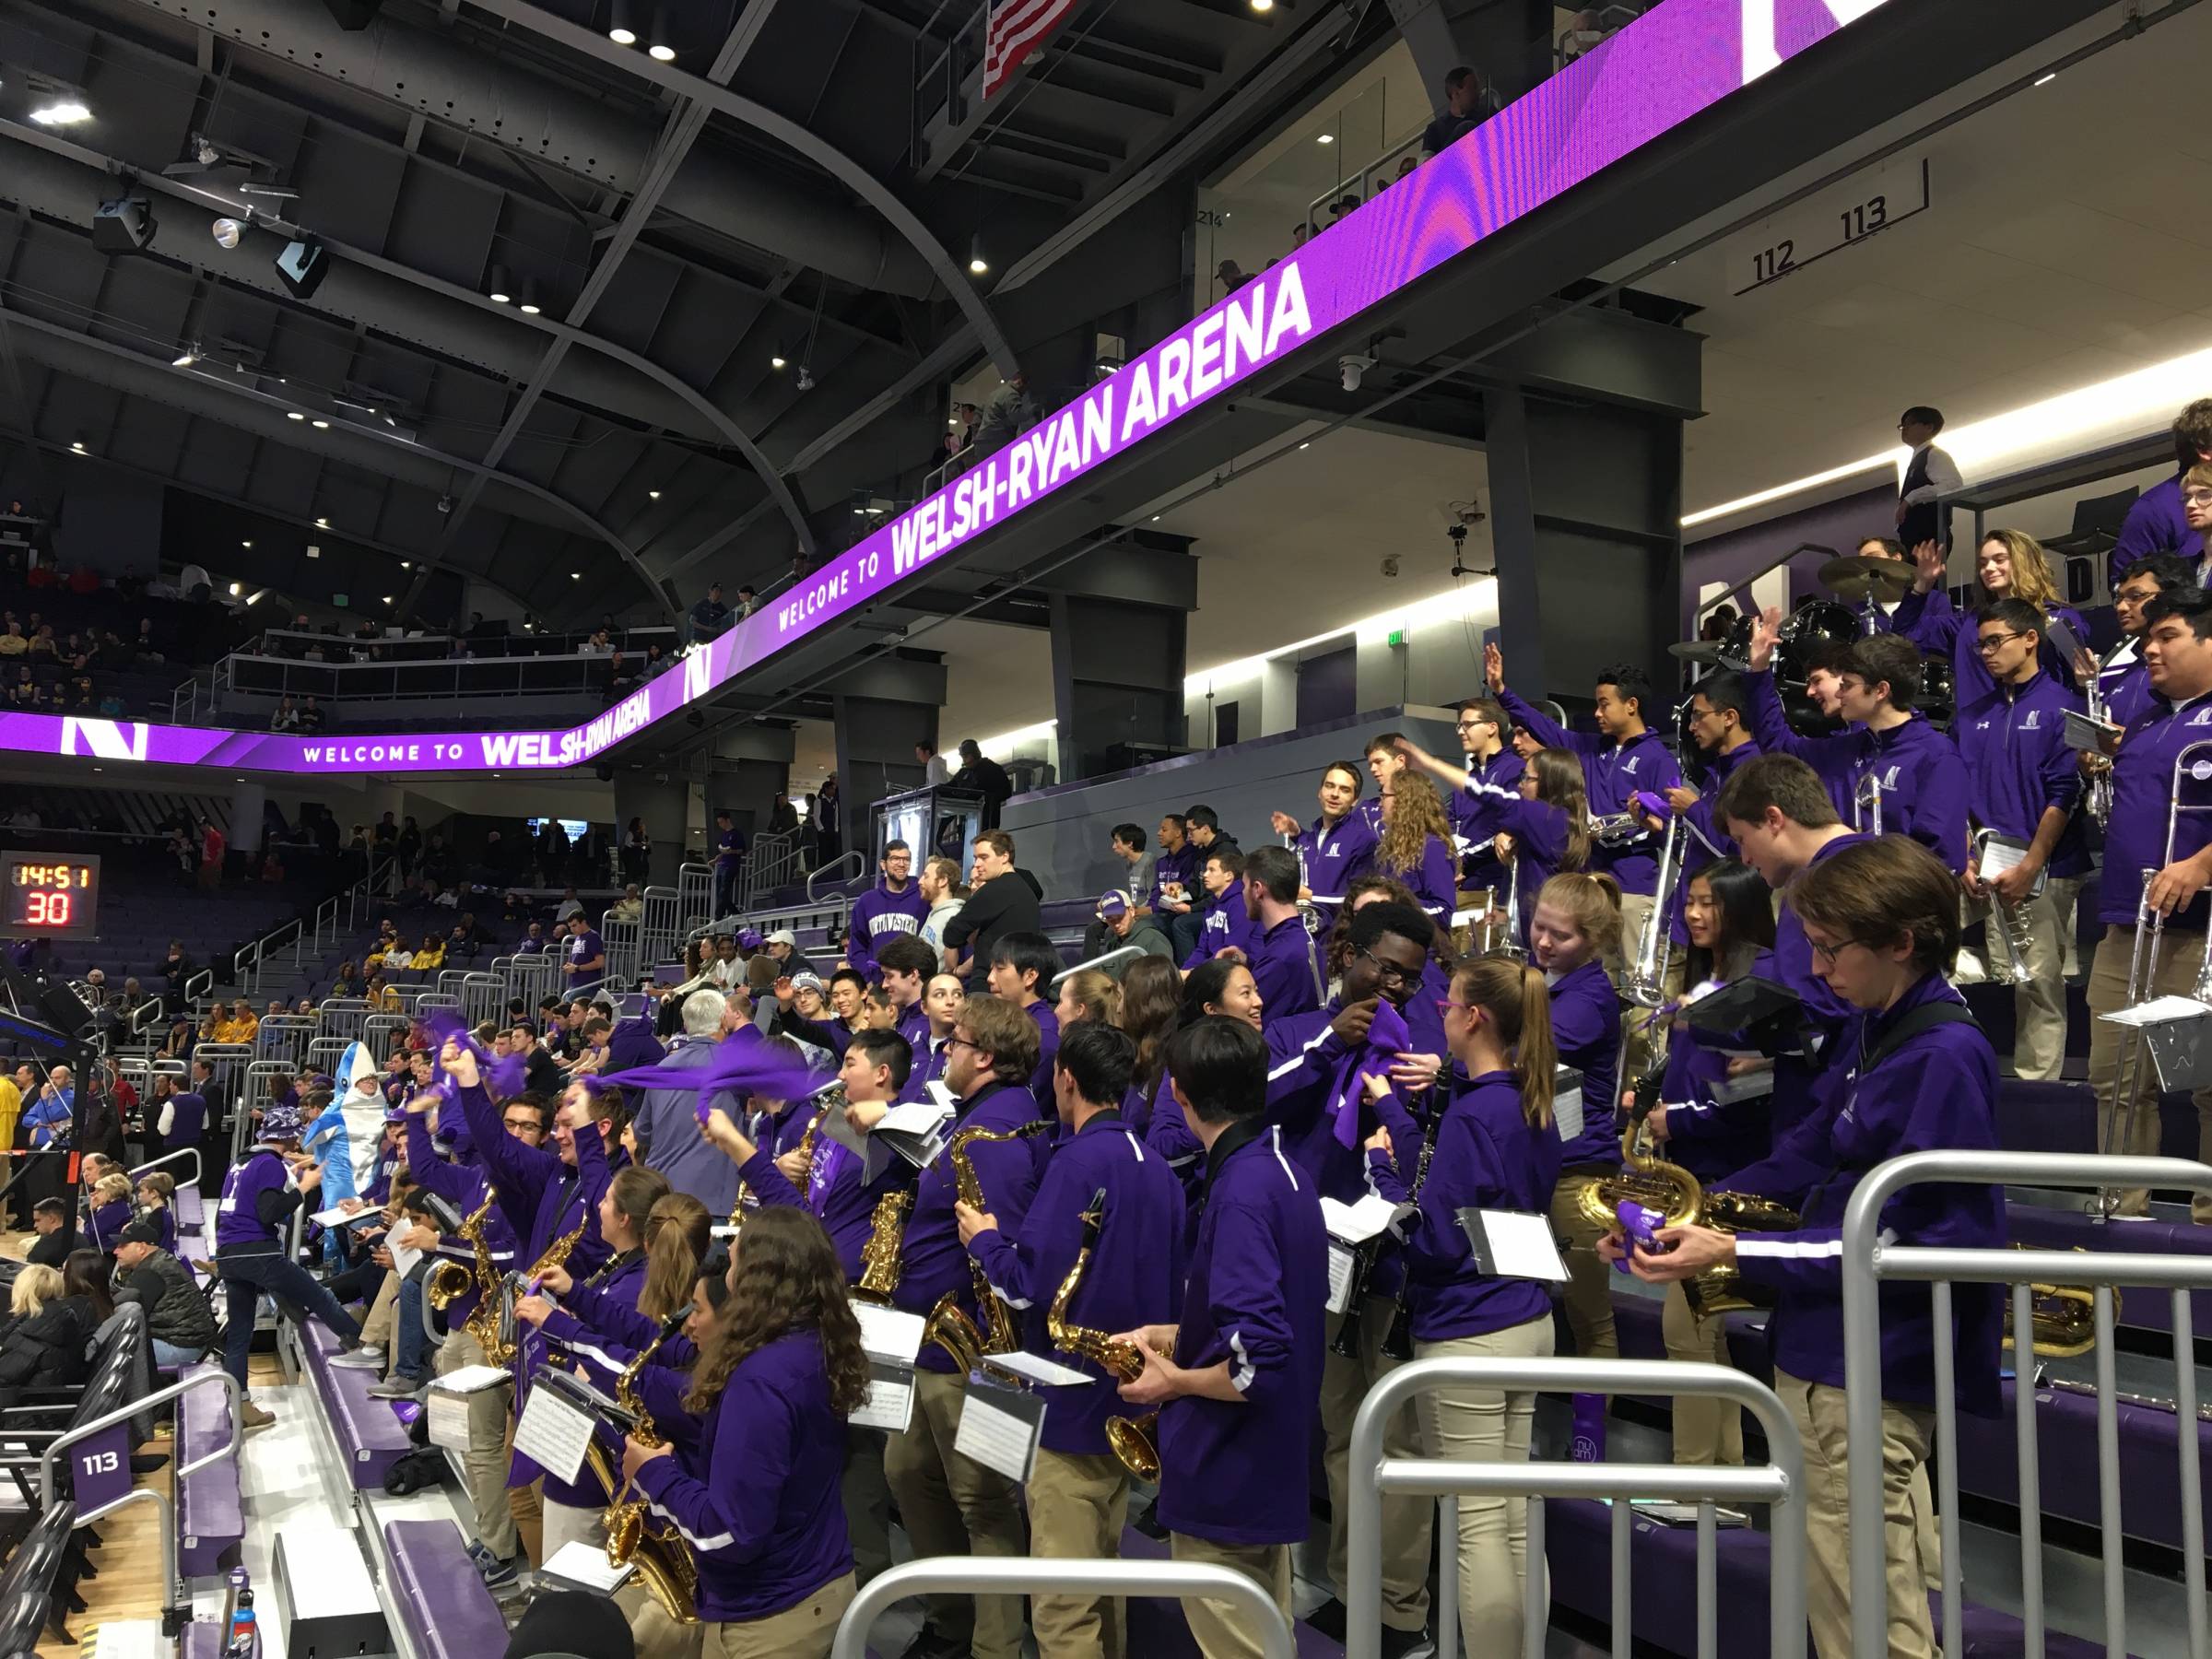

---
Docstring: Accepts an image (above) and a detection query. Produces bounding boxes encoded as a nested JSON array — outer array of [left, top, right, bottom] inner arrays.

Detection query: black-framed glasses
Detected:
[[1359, 947, 1416, 987], [1974, 630, 2029, 653], [1807, 937, 1869, 966], [943, 1034, 984, 1054]]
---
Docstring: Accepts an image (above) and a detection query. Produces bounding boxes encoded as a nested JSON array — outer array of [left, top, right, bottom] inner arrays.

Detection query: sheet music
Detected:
[[1320, 1194, 1400, 1246], [953, 1381, 1045, 1483], [852, 1359, 916, 1433], [514, 1382, 594, 1485]]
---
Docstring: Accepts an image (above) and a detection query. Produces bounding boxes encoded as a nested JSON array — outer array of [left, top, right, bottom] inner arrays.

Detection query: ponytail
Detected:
[[1535, 870, 1623, 961], [641, 1192, 711, 1321], [604, 1164, 671, 1261], [1453, 957, 1556, 1129]]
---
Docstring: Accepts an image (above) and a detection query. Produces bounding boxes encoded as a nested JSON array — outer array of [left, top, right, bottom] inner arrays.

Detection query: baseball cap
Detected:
[[1096, 888, 1133, 922], [117, 1218, 164, 1249], [766, 929, 797, 949]]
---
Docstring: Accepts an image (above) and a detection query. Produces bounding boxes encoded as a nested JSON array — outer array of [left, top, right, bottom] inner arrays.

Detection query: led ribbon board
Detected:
[[9, 0, 1888, 777]]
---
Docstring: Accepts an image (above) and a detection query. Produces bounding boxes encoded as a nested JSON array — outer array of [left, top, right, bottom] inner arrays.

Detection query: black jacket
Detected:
[[0, 1295, 93, 1392], [941, 869, 1043, 983], [26, 1228, 76, 1269], [115, 1249, 217, 1352]]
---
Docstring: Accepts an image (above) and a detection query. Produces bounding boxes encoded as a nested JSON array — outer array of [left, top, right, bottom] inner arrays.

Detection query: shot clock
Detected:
[[4, 853, 100, 935]]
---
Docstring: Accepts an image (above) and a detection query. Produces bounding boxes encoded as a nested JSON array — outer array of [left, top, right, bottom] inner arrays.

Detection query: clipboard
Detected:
[[1456, 1209, 1570, 1282]]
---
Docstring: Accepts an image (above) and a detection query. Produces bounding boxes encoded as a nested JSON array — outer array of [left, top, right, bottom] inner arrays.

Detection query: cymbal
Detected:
[[1818, 554, 1911, 603], [1668, 641, 1722, 665]]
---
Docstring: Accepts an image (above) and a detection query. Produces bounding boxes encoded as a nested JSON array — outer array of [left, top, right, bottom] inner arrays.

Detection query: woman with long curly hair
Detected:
[[1372, 770, 1457, 923], [1394, 737, 1592, 949], [1898, 524, 2088, 700], [619, 1206, 870, 1658]]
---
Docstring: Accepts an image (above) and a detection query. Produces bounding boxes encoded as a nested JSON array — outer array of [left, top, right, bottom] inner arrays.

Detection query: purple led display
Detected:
[[7, 0, 1887, 778]]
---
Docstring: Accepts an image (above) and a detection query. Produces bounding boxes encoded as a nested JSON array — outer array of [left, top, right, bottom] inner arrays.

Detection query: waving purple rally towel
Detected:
[[594, 1038, 828, 1124], [1331, 997, 1410, 1148]]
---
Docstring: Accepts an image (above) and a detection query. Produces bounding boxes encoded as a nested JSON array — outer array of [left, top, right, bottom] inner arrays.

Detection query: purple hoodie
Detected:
[[2110, 474, 2194, 587], [1952, 669, 2088, 879], [1890, 586, 2087, 701], [1497, 688, 1681, 894], [845, 878, 929, 980]]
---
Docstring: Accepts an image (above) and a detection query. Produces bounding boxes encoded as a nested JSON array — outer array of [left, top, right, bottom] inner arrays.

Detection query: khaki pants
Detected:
[[1549, 1175, 1619, 1359], [701, 1573, 854, 1659], [1320, 1298, 1430, 1631], [621, 1582, 705, 1659], [1967, 876, 2079, 1082], [881, 1368, 1029, 1659], [434, 1325, 518, 1559], [1661, 1283, 1741, 1465], [1413, 1317, 1553, 1653], [1027, 1448, 1129, 1659], [2087, 924, 2212, 1220], [544, 1496, 606, 1560], [841, 1427, 893, 1586], [1777, 1368, 1936, 1659], [1166, 1534, 1291, 1659], [358, 1271, 400, 1357], [505, 1415, 544, 1566]]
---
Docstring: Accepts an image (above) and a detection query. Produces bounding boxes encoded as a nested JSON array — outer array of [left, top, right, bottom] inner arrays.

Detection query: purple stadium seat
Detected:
[[301, 1323, 411, 1488], [382, 1520, 507, 1659]]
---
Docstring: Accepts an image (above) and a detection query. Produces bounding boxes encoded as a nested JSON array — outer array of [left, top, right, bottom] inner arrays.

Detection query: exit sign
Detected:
[[1386, 629, 1406, 648]]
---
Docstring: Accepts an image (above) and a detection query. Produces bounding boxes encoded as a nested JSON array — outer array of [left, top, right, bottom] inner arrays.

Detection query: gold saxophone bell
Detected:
[[930, 1120, 1052, 1369], [428, 1188, 500, 1312], [2001, 1245, 2112, 1359], [1046, 1189, 1161, 1481], [594, 1310, 700, 1625]]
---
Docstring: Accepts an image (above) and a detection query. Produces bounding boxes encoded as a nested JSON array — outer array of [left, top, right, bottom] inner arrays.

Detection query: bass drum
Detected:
[[1917, 653, 1955, 725], [1773, 600, 1861, 688]]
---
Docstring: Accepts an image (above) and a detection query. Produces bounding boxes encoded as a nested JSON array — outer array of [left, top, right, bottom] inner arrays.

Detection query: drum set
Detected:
[[1673, 552, 1953, 759]]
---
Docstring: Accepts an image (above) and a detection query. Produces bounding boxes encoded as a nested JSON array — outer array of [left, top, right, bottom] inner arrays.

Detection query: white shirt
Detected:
[[1900, 440, 1963, 505], [924, 754, 951, 786]]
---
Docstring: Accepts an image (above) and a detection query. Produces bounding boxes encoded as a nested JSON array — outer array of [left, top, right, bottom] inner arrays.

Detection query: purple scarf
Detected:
[[1330, 998, 1410, 1147]]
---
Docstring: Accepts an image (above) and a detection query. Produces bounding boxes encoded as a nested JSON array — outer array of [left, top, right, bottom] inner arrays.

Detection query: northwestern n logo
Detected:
[[60, 718, 148, 763]]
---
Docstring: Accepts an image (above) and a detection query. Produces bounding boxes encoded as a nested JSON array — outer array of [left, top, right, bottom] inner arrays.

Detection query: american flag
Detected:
[[982, 0, 1079, 101]]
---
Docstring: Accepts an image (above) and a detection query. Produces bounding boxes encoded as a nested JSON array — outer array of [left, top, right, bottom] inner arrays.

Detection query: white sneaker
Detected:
[[330, 1345, 385, 1371]]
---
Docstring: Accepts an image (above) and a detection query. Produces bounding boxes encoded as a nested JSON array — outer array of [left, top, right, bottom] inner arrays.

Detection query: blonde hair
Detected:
[[1524, 750, 1593, 872], [641, 1192, 712, 1322], [1377, 771, 1453, 876], [137, 1171, 176, 1205], [92, 1173, 132, 1206], [10, 1264, 62, 1316], [1535, 870, 1624, 960], [1453, 956, 1558, 1127], [1056, 968, 1122, 1027], [1980, 528, 2060, 609]]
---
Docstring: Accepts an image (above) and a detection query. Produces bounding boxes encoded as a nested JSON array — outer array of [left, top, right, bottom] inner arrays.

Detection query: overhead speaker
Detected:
[[275, 237, 329, 300], [91, 197, 157, 254], [321, 0, 384, 26]]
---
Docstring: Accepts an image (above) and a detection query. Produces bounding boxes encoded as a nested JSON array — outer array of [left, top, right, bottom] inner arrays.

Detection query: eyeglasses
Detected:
[[1974, 630, 2029, 653], [2185, 489, 2212, 510], [1358, 947, 1417, 987], [943, 1034, 983, 1054], [1434, 998, 1475, 1016], [1807, 937, 1869, 966]]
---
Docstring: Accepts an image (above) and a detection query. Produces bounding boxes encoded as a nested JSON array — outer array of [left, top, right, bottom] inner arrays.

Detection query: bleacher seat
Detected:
[[175, 1363, 242, 1577], [300, 1323, 411, 1488], [381, 1520, 509, 1659]]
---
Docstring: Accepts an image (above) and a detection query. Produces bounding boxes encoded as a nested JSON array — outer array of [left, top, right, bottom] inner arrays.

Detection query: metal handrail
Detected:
[[1347, 1358, 1807, 1659], [182, 968, 213, 1005], [1841, 1150, 2212, 1659], [127, 1147, 204, 1191], [806, 851, 865, 902], [1046, 944, 1145, 988], [830, 1559, 1294, 1659]]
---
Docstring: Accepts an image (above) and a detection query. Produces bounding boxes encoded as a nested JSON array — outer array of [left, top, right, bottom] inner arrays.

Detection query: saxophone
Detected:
[[924, 1119, 1052, 1370], [1045, 1187, 1159, 1480], [592, 1308, 700, 1626], [740, 1084, 845, 1230], [426, 1186, 498, 1312], [489, 1212, 590, 1366], [2000, 1245, 2117, 1359], [853, 1190, 912, 1304]]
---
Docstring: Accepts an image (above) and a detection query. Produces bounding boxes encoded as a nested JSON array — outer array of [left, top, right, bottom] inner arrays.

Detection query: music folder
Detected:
[[2062, 707, 2120, 754], [536, 1366, 643, 1437], [1679, 975, 1799, 1033]]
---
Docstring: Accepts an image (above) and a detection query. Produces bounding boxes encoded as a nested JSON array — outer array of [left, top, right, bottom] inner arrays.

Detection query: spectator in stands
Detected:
[[622, 817, 653, 885], [943, 830, 1042, 988], [23, 1198, 76, 1268], [0, 621, 21, 658], [951, 738, 1015, 828], [414, 932, 447, 971], [272, 694, 300, 732], [552, 886, 585, 924], [22, 1065, 73, 1162], [687, 582, 733, 649], [1084, 888, 1173, 977], [1216, 258, 1251, 293], [1110, 821, 1155, 912], [298, 694, 325, 733], [817, 774, 843, 858], [517, 922, 549, 956], [2112, 398, 2212, 584], [396, 816, 423, 879], [0, 1263, 91, 1408], [971, 372, 1038, 463], [537, 818, 572, 886], [1895, 405, 1961, 551], [767, 793, 801, 838], [735, 583, 758, 618], [563, 912, 607, 996], [846, 840, 929, 980], [709, 809, 747, 919], [915, 854, 968, 959], [113, 1218, 217, 1369], [916, 738, 950, 786], [632, 987, 748, 1217], [608, 884, 644, 923], [581, 628, 612, 656], [1422, 65, 1502, 158], [197, 817, 226, 889]]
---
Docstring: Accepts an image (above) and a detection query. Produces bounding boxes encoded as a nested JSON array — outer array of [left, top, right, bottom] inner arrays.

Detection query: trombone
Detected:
[[1970, 829, 2038, 988], [1623, 812, 1684, 1008], [1852, 768, 1884, 835]]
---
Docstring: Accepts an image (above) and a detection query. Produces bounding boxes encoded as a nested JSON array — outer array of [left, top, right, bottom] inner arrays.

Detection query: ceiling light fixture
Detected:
[[2033, 70, 2058, 86], [770, 352, 787, 370], [607, 0, 639, 45], [968, 233, 988, 276], [29, 100, 91, 127], [311, 418, 329, 429], [171, 345, 197, 367], [648, 489, 661, 500], [487, 265, 513, 305], [229, 582, 242, 596], [69, 439, 87, 453], [315, 516, 329, 527], [1316, 133, 1335, 145], [1249, 0, 1273, 11], [400, 560, 411, 569], [645, 4, 677, 60], [287, 410, 305, 420], [517, 277, 543, 315], [241, 540, 253, 548], [571, 571, 582, 580]]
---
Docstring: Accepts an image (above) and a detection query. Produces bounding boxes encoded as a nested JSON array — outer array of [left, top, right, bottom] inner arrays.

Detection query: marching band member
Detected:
[[1671, 672, 1760, 855], [900, 973, 965, 1102], [1486, 641, 1683, 976], [1612, 836, 2004, 1659], [1112, 1017, 1326, 1659], [1955, 598, 2088, 1080], [1145, 959, 1264, 1199], [2087, 587, 2212, 1220], [1240, 846, 1324, 1021], [1714, 754, 1863, 1136], [1447, 697, 1524, 897], [1116, 957, 1182, 1137], [1742, 611, 1967, 869], [1392, 738, 1593, 950], [1359, 733, 1412, 833], [1371, 772, 1458, 924], [2085, 551, 2192, 727], [1178, 847, 1257, 968], [620, 1208, 869, 1659], [873, 936, 942, 1056], [1528, 872, 1625, 1368], [1898, 527, 2088, 697], [1644, 858, 1777, 1466], [1269, 761, 1377, 931], [988, 932, 1065, 1096], [847, 994, 1046, 1659], [1361, 955, 1561, 1651], [957, 1021, 1186, 1659]]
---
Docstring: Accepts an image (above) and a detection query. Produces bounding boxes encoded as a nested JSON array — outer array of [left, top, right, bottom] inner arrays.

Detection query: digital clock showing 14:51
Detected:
[[4, 853, 101, 935]]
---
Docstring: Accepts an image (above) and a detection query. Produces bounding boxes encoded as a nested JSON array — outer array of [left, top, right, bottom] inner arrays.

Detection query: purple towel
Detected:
[[1331, 998, 1411, 1148], [594, 1039, 825, 1125]]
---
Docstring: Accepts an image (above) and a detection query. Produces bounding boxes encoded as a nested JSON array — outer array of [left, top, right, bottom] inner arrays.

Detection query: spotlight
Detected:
[[1250, 0, 1273, 10], [607, 0, 639, 45], [770, 352, 787, 370], [968, 233, 988, 276], [571, 571, 582, 580], [28, 101, 91, 127], [382, 594, 394, 605], [646, 5, 677, 59], [487, 265, 513, 304], [517, 278, 543, 315], [211, 217, 243, 249], [400, 560, 411, 569], [648, 489, 661, 500], [241, 540, 253, 548], [92, 196, 158, 254], [171, 345, 197, 367], [274, 237, 329, 300]]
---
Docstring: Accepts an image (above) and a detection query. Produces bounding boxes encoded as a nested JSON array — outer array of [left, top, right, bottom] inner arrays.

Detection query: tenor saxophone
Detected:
[[1045, 1187, 1159, 1480], [488, 1212, 590, 1367], [592, 1308, 700, 1626], [925, 1119, 1052, 1369]]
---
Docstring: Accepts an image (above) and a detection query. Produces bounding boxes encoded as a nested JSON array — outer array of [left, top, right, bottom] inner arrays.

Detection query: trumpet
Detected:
[[1971, 829, 2039, 988], [1045, 1186, 1159, 1480], [1852, 768, 1884, 835], [2084, 647, 2117, 828]]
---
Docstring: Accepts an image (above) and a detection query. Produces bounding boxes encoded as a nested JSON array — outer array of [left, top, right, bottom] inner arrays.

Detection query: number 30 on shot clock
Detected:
[[4, 853, 100, 935]]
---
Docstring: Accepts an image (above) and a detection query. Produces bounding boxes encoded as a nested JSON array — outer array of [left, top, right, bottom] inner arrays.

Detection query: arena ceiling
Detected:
[[0, 0, 1367, 625]]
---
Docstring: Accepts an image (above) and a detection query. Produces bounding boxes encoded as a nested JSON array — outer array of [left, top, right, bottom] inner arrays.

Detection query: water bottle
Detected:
[[224, 1588, 256, 1658]]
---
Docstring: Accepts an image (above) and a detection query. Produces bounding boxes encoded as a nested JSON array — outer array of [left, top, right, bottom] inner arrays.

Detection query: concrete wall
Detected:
[[1001, 702, 1463, 902]]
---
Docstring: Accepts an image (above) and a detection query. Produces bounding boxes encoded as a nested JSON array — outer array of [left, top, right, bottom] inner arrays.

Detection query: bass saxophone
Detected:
[[924, 1119, 1052, 1371], [1045, 1187, 1160, 1480], [591, 1307, 701, 1626]]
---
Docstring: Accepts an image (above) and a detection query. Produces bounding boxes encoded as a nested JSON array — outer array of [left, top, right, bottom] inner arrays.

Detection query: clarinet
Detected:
[[1378, 1088, 1441, 1362]]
